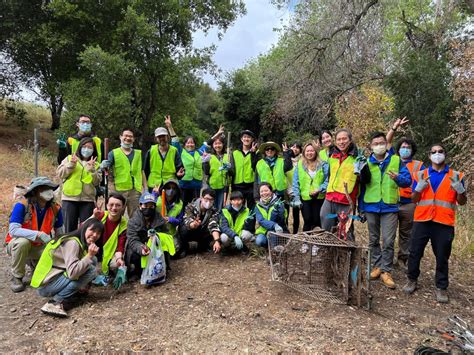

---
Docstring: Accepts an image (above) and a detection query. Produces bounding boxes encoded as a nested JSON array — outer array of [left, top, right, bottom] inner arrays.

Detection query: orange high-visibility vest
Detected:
[[413, 168, 463, 227], [399, 160, 423, 199]]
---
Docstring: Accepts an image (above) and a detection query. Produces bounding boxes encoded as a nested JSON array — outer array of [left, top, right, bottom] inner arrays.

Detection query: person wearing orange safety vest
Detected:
[[403, 143, 467, 304], [5, 177, 64, 293]]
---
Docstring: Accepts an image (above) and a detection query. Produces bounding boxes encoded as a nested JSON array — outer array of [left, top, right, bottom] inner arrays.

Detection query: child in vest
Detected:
[[220, 191, 255, 251], [6, 177, 64, 293], [254, 183, 288, 248], [31, 218, 103, 318], [156, 179, 184, 251]]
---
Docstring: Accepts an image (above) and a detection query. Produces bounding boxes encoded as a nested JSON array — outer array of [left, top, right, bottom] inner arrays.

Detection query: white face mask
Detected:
[[372, 144, 387, 156], [430, 152, 445, 165], [39, 189, 54, 201], [202, 200, 212, 210]]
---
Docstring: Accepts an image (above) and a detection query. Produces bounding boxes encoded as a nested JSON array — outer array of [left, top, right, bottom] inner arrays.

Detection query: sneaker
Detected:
[[436, 288, 449, 303], [10, 277, 25, 293], [402, 279, 417, 294], [380, 272, 396, 289], [370, 267, 382, 280], [41, 300, 68, 318]]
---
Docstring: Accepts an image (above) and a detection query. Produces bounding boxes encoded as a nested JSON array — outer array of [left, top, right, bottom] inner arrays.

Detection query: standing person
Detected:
[[5, 177, 64, 293], [156, 179, 184, 248], [57, 114, 103, 164], [179, 188, 222, 256], [361, 132, 411, 289], [229, 130, 259, 211], [292, 142, 329, 231], [284, 142, 302, 233], [320, 129, 369, 240], [57, 137, 101, 232], [319, 130, 334, 162], [144, 118, 184, 193], [101, 128, 145, 217], [403, 144, 467, 303], [204, 134, 230, 210], [254, 183, 288, 247], [31, 218, 104, 318]]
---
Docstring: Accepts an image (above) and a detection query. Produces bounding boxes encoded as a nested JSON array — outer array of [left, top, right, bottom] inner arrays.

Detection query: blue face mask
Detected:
[[399, 147, 412, 159], [81, 147, 93, 158], [121, 142, 132, 149], [79, 122, 92, 133]]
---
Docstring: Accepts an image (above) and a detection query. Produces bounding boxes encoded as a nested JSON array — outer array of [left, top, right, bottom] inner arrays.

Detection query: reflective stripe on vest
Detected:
[[181, 150, 203, 182], [140, 232, 176, 268], [156, 197, 183, 235], [233, 150, 255, 184], [221, 208, 249, 236], [413, 168, 462, 226], [364, 155, 400, 204], [399, 160, 423, 199], [297, 160, 325, 201], [327, 155, 357, 194], [148, 145, 177, 188], [209, 154, 229, 189], [101, 212, 128, 275], [69, 136, 102, 162], [112, 148, 142, 192], [256, 158, 287, 192], [255, 204, 275, 235], [62, 155, 100, 196], [30, 236, 84, 288]]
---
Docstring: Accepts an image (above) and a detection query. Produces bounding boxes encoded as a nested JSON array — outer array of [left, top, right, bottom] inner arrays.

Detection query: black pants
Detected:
[[291, 206, 301, 234], [180, 227, 212, 253], [407, 221, 454, 289], [233, 186, 255, 211], [182, 187, 200, 207], [301, 198, 324, 232], [62, 200, 95, 233]]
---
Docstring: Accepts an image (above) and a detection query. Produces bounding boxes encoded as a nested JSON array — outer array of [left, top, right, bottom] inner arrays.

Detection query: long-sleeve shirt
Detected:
[[254, 154, 293, 198], [126, 209, 169, 256], [228, 147, 259, 190], [255, 195, 288, 234], [181, 198, 220, 235], [292, 161, 329, 200], [219, 206, 255, 238]]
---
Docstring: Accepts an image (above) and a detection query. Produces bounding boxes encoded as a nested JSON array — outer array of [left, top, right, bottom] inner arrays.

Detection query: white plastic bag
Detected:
[[140, 235, 167, 286]]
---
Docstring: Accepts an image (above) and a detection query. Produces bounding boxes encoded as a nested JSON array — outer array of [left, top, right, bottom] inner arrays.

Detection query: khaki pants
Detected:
[[115, 189, 141, 218], [6, 238, 44, 278], [397, 202, 416, 263]]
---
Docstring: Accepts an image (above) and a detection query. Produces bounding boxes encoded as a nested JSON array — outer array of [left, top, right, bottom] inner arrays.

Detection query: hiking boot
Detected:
[[402, 279, 417, 294], [436, 288, 449, 303], [10, 277, 25, 293], [41, 300, 68, 318], [370, 267, 382, 280], [380, 272, 396, 289]]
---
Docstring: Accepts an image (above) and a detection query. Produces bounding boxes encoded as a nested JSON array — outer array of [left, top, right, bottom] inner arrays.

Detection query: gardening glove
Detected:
[[113, 266, 127, 290], [99, 160, 111, 170], [353, 156, 367, 175], [449, 176, 465, 194], [415, 176, 430, 193], [56, 138, 67, 149], [92, 274, 109, 286], [201, 153, 211, 163], [292, 196, 302, 208], [240, 230, 254, 242], [234, 236, 243, 250], [218, 162, 231, 172], [274, 224, 283, 233], [37, 232, 51, 244]]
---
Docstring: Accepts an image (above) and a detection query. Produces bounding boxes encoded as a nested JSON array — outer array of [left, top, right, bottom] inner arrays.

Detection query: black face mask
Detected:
[[141, 208, 155, 218]]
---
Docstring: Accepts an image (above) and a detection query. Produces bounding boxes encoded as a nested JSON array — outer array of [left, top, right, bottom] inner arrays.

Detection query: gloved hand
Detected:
[[113, 266, 127, 290], [56, 138, 67, 149], [37, 232, 51, 244], [218, 162, 231, 172], [449, 176, 465, 194], [240, 230, 254, 241], [274, 224, 283, 233], [415, 175, 430, 193], [99, 160, 111, 170], [353, 156, 367, 175], [92, 274, 109, 286], [201, 153, 211, 163], [292, 196, 302, 208], [234, 236, 243, 250]]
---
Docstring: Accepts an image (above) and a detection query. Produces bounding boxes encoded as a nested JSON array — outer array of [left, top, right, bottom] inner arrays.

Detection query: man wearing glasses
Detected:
[[403, 143, 467, 303]]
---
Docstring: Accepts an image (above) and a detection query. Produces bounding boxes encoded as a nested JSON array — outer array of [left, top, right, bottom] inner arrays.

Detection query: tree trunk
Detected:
[[49, 95, 64, 130]]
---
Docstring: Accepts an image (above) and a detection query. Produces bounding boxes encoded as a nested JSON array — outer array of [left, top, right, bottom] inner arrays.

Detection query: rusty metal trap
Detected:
[[267, 228, 372, 308]]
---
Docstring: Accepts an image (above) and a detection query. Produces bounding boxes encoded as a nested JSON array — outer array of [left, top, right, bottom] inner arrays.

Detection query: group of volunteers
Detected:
[[5, 113, 467, 317]]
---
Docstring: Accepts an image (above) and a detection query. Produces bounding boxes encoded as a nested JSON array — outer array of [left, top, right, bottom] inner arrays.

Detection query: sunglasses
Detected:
[[265, 147, 276, 151], [431, 150, 445, 154]]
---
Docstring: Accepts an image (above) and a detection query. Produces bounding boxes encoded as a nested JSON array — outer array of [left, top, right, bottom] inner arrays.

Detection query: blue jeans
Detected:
[[214, 188, 225, 210], [38, 265, 96, 302], [255, 234, 267, 247]]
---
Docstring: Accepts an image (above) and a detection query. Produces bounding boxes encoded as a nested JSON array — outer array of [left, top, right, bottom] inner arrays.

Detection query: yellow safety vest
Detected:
[[140, 233, 176, 268], [327, 155, 357, 194], [256, 158, 287, 192], [101, 212, 128, 275], [232, 150, 255, 184], [156, 197, 183, 236], [112, 148, 142, 192], [297, 160, 325, 201], [62, 155, 100, 196], [364, 155, 400, 204], [69, 136, 102, 162], [208, 154, 229, 189], [148, 145, 178, 188], [221, 208, 250, 236], [181, 150, 203, 182]]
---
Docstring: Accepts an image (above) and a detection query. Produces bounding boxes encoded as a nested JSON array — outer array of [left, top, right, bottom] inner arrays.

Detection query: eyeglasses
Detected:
[[202, 196, 214, 202], [265, 147, 276, 151], [431, 150, 445, 154]]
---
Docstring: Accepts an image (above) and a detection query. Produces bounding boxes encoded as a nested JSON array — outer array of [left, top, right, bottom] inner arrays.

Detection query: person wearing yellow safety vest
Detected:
[[318, 130, 334, 162], [403, 143, 467, 303], [229, 130, 259, 211], [254, 183, 288, 247], [156, 179, 184, 250], [284, 142, 302, 234], [219, 191, 256, 251], [204, 133, 230, 210], [125, 192, 174, 278], [100, 128, 146, 217], [292, 142, 329, 232], [360, 132, 412, 290], [32, 218, 104, 318], [57, 114, 103, 164], [144, 116, 185, 194], [57, 137, 102, 233]]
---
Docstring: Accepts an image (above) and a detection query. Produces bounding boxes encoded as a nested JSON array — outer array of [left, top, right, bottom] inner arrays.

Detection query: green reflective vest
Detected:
[[297, 160, 325, 201], [232, 150, 255, 184], [69, 136, 102, 162], [156, 196, 183, 236], [30, 236, 85, 288], [208, 154, 229, 189], [140, 233, 176, 268], [148, 145, 178, 188], [256, 158, 287, 192], [327, 155, 357, 194], [319, 149, 328, 162], [221, 207, 249, 236], [112, 148, 142, 192], [101, 212, 128, 275], [62, 155, 100, 196], [181, 150, 203, 182], [255, 204, 276, 235], [364, 155, 400, 204]]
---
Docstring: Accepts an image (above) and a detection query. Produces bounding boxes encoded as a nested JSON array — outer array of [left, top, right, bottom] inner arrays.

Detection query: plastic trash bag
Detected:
[[140, 234, 166, 286]]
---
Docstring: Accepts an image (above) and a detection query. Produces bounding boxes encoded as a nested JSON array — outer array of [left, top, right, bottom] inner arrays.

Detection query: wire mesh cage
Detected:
[[268, 228, 371, 308]]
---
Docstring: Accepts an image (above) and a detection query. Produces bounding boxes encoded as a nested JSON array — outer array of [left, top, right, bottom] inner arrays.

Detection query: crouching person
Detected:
[[125, 192, 174, 279], [5, 177, 63, 293], [156, 179, 184, 251], [30, 218, 103, 318], [254, 183, 288, 248], [220, 191, 255, 252], [179, 188, 222, 256]]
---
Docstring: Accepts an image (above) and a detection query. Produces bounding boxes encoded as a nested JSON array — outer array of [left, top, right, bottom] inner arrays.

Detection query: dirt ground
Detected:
[[0, 126, 473, 353]]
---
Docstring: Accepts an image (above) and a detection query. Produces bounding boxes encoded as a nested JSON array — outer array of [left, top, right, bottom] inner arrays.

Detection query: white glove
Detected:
[[38, 232, 51, 244], [274, 224, 283, 233], [100, 160, 111, 170], [415, 176, 430, 193], [450, 177, 465, 194], [234, 236, 243, 250], [240, 230, 254, 241]]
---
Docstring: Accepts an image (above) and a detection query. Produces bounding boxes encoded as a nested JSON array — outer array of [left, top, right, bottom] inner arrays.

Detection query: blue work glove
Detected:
[[234, 236, 243, 250], [353, 156, 367, 175], [113, 266, 127, 290], [92, 274, 109, 286], [274, 224, 283, 233], [292, 196, 302, 208], [218, 162, 231, 172]]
